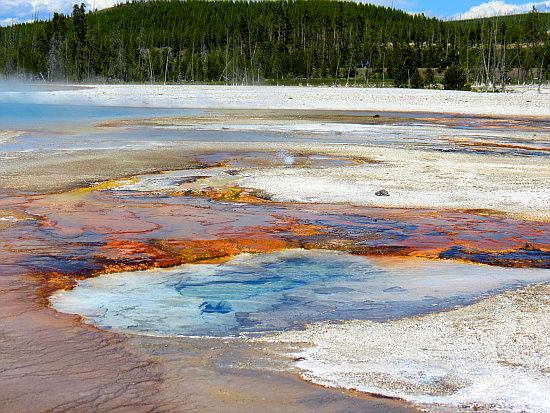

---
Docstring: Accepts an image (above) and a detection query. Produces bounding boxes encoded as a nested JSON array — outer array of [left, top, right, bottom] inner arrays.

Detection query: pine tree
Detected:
[[424, 67, 436, 88], [393, 65, 408, 87], [523, 6, 541, 45], [442, 63, 468, 90], [72, 3, 88, 81], [410, 68, 423, 88]]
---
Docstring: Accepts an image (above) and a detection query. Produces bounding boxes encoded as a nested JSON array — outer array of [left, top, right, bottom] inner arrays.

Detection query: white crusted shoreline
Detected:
[[236, 145, 550, 222], [2, 84, 549, 116], [262, 284, 550, 413]]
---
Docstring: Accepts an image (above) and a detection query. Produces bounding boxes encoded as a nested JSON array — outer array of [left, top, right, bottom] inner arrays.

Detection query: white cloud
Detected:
[[90, 0, 119, 9], [0, 17, 18, 26], [0, 0, 119, 26], [454, 0, 550, 19]]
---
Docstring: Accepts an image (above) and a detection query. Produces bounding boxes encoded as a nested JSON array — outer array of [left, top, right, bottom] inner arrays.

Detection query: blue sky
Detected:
[[1, 0, 550, 26], [403, 0, 550, 18], [377, 0, 499, 17]]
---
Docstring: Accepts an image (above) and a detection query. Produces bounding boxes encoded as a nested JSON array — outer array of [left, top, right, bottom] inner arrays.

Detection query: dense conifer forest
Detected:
[[1, 0, 549, 89]]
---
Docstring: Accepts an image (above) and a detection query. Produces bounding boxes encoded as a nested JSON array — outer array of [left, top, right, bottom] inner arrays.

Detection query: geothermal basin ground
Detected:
[[0, 83, 549, 413]]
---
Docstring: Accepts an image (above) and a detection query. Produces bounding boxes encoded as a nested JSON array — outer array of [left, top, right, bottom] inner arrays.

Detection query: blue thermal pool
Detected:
[[50, 250, 550, 337]]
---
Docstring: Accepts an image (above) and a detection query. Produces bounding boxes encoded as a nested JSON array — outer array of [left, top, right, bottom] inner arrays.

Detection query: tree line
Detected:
[[0, 0, 548, 90]]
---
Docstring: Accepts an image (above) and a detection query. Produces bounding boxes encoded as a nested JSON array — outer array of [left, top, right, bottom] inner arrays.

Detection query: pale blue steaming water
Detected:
[[0, 102, 207, 153], [0, 102, 199, 129]]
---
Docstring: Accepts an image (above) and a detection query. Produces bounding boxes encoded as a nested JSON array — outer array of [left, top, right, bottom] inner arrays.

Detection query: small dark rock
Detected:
[[373, 114, 381, 118], [176, 175, 210, 184], [375, 189, 390, 196], [247, 189, 272, 201], [224, 169, 240, 176], [383, 286, 407, 293]]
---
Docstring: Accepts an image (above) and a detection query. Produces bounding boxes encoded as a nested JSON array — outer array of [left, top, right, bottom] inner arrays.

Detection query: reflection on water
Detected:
[[50, 250, 550, 337]]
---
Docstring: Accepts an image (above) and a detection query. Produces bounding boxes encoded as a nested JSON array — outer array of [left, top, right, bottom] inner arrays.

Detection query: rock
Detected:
[[375, 189, 389, 196], [176, 175, 210, 184], [247, 189, 272, 201], [373, 114, 381, 118]]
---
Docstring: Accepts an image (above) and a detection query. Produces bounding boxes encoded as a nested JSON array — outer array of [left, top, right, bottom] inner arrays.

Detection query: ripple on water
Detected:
[[50, 250, 550, 337]]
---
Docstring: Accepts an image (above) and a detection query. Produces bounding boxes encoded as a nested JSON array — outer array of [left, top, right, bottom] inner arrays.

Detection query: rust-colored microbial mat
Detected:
[[0, 151, 548, 412]]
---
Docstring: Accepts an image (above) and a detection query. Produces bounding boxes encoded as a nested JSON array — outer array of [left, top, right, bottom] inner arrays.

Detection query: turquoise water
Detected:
[[0, 102, 200, 129], [0, 102, 208, 153], [51, 250, 550, 337]]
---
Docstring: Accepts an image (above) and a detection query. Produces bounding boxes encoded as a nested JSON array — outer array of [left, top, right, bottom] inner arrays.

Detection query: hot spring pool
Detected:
[[50, 250, 550, 337]]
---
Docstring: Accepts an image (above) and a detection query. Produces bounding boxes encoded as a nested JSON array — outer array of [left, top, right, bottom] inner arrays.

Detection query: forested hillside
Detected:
[[1, 0, 548, 89]]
